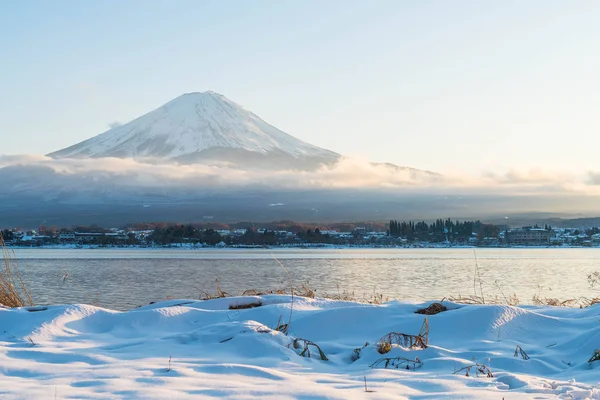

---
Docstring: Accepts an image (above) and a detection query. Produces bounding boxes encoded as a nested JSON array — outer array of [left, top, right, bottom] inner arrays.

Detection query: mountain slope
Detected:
[[48, 91, 340, 169]]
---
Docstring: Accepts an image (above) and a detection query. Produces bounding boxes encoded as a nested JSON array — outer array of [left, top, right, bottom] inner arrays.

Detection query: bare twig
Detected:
[[272, 255, 293, 335], [351, 342, 369, 362], [289, 337, 328, 361], [453, 361, 493, 378], [473, 250, 485, 304], [589, 349, 600, 363], [370, 356, 422, 370], [363, 376, 375, 392], [514, 345, 530, 360]]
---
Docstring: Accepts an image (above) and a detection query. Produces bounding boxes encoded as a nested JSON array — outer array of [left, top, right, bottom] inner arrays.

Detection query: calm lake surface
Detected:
[[10, 248, 600, 310]]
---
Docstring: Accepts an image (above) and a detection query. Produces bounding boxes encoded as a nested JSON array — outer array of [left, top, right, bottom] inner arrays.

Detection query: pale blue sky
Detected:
[[1, 0, 599, 173]]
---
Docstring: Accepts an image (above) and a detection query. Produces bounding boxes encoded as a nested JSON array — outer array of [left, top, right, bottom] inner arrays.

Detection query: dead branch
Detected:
[[589, 349, 600, 363], [453, 362, 493, 378], [514, 345, 530, 360], [370, 356, 422, 370]]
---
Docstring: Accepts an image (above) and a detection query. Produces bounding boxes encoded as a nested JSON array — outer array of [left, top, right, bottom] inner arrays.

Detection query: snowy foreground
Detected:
[[2, 297, 600, 399]]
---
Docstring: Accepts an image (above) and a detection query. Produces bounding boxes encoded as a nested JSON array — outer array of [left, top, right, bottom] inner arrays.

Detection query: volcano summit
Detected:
[[48, 91, 340, 170]]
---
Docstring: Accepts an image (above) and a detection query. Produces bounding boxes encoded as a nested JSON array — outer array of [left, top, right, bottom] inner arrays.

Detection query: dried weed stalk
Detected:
[[289, 337, 328, 361], [588, 350, 600, 363], [272, 255, 294, 335], [370, 356, 422, 370], [514, 345, 530, 360], [453, 361, 493, 378], [376, 318, 429, 354], [0, 232, 33, 307], [363, 376, 375, 392], [351, 342, 370, 362]]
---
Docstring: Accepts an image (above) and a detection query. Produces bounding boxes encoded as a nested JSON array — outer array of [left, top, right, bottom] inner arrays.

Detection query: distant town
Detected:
[[2, 219, 600, 248]]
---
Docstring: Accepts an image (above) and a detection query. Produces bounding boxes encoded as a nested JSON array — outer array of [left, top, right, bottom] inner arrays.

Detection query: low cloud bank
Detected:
[[0, 154, 598, 197]]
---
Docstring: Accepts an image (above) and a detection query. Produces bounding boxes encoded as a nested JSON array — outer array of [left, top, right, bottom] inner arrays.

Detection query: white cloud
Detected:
[[0, 154, 598, 197]]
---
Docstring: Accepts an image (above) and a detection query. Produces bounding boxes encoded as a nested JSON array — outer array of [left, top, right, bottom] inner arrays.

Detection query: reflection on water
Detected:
[[11, 248, 600, 310]]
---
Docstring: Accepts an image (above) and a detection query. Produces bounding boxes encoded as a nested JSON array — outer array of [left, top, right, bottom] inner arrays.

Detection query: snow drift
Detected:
[[1, 297, 600, 399]]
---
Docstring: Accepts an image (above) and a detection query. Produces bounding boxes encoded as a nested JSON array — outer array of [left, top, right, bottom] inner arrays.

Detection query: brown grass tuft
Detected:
[[0, 232, 33, 307]]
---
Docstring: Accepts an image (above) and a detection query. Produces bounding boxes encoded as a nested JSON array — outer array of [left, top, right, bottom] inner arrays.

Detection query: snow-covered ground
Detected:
[[1, 296, 600, 399]]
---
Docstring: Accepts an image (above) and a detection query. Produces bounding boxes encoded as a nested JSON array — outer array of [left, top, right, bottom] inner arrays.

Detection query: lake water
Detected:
[[9, 248, 600, 310]]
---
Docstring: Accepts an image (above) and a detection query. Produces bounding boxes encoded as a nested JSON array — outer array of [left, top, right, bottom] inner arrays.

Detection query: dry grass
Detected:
[[448, 294, 520, 306], [453, 361, 493, 378], [271, 255, 294, 336], [447, 294, 487, 305], [376, 318, 429, 354], [188, 260, 600, 311], [370, 356, 422, 370], [288, 282, 389, 304], [289, 337, 328, 361], [323, 289, 389, 305], [293, 283, 316, 298], [351, 342, 370, 362], [197, 280, 390, 306], [195, 279, 231, 300], [449, 292, 600, 309], [531, 294, 600, 308], [0, 232, 33, 307], [274, 315, 289, 333], [514, 345, 530, 360], [241, 289, 286, 296], [55, 269, 100, 306]]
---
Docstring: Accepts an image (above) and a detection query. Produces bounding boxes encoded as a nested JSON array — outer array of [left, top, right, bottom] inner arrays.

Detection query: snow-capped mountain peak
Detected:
[[48, 91, 340, 169]]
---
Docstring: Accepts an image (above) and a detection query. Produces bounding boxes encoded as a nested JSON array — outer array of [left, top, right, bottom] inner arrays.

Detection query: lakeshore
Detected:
[[6, 242, 600, 250]]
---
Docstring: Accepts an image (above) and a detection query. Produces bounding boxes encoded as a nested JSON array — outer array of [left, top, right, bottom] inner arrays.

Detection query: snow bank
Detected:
[[1, 296, 599, 399]]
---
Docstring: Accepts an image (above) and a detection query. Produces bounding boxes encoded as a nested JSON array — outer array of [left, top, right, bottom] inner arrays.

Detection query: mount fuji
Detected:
[[48, 91, 340, 170], [0, 91, 455, 226]]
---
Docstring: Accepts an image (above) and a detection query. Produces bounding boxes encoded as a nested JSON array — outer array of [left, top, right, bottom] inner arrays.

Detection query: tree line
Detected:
[[388, 218, 501, 242]]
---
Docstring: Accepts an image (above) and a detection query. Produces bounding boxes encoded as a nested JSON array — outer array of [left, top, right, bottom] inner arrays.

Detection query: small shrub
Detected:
[[376, 318, 429, 354]]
